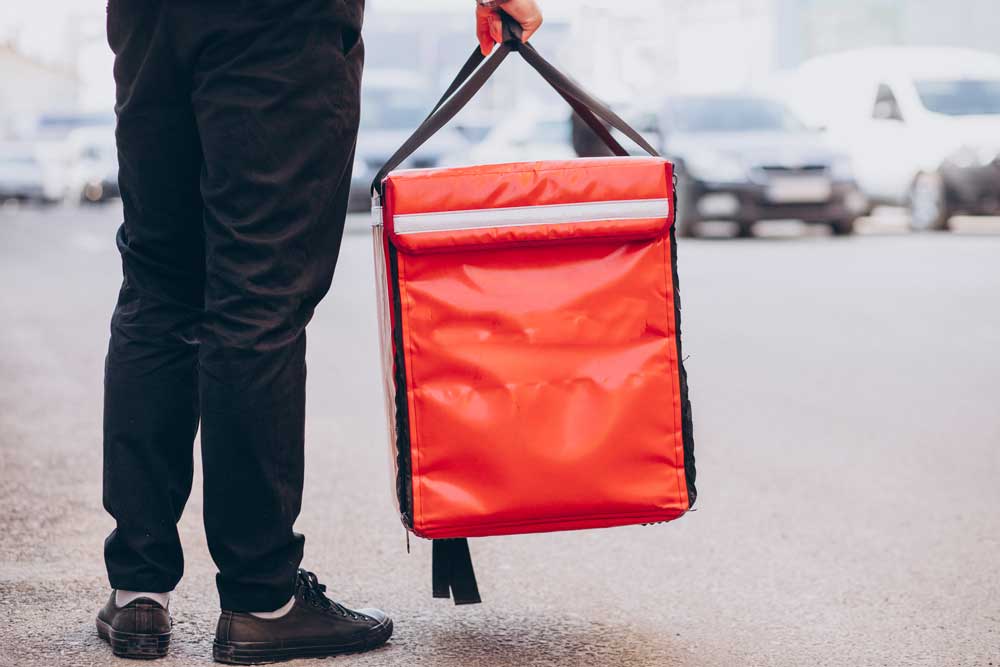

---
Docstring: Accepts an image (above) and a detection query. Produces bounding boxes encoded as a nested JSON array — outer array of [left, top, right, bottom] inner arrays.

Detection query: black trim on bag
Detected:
[[388, 243, 415, 528], [669, 183, 697, 507]]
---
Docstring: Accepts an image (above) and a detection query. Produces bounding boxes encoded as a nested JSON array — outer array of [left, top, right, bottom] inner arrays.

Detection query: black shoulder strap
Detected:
[[371, 12, 658, 197], [432, 538, 481, 605]]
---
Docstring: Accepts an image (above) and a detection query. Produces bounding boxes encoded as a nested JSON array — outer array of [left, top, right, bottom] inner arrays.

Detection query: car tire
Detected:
[[673, 173, 698, 238], [735, 222, 754, 238], [828, 217, 857, 236], [675, 217, 698, 238], [908, 172, 950, 231]]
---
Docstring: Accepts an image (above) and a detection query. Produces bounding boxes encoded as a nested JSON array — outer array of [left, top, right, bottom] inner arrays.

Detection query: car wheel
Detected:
[[81, 183, 105, 205], [828, 217, 857, 236], [735, 222, 754, 238], [908, 172, 950, 231], [675, 216, 698, 238], [673, 174, 698, 238]]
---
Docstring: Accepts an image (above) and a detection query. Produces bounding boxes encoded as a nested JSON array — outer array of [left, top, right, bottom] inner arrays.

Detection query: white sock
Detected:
[[249, 595, 296, 619], [116, 590, 171, 609]]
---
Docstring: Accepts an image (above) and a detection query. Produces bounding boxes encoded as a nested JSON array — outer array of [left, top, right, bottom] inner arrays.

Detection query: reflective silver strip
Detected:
[[392, 197, 670, 235]]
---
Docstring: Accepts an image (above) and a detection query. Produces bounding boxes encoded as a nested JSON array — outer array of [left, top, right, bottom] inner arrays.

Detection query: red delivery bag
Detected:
[[370, 20, 695, 605]]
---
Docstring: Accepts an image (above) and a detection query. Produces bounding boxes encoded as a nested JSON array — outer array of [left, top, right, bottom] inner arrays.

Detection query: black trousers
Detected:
[[102, 0, 364, 612]]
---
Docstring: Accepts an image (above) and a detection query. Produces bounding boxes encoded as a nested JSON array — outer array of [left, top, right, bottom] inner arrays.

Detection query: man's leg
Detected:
[[180, 0, 364, 612], [103, 0, 205, 597]]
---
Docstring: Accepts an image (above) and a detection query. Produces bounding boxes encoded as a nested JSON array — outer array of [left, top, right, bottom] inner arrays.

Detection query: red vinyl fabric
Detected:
[[374, 157, 693, 540]]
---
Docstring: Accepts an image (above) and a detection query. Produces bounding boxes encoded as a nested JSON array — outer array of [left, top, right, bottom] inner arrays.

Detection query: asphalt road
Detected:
[[1, 204, 998, 666]]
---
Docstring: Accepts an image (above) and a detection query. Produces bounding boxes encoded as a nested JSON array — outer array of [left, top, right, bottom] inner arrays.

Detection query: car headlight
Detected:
[[682, 150, 746, 183], [829, 155, 854, 181], [43, 180, 64, 200]]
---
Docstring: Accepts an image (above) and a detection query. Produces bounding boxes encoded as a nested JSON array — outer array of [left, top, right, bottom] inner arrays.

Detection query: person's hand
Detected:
[[476, 0, 543, 56]]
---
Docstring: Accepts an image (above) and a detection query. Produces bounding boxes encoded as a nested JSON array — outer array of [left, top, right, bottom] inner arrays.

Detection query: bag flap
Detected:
[[383, 157, 673, 253]]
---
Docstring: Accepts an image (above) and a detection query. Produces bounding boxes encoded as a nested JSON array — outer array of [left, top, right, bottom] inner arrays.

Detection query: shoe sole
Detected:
[[212, 617, 393, 665], [96, 617, 171, 659]]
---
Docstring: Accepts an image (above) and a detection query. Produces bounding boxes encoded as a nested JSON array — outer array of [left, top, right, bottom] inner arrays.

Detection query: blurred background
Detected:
[[3, 0, 1000, 234], [1, 1, 998, 666]]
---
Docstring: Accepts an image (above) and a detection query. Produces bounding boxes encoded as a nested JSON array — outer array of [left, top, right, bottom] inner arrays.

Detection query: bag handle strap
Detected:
[[371, 12, 659, 196], [432, 538, 481, 605], [421, 18, 628, 158]]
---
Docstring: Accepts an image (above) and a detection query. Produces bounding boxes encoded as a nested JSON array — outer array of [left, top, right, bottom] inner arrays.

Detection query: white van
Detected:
[[780, 47, 1000, 230]]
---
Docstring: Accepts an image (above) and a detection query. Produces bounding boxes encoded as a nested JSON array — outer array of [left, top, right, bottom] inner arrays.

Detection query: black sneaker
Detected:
[[212, 569, 393, 665], [96, 592, 172, 659]]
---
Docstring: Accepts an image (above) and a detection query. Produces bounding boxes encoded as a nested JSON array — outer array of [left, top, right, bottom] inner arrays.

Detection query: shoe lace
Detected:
[[296, 569, 360, 619]]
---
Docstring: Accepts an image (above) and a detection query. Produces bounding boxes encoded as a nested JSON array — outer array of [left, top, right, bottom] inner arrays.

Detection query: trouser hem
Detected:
[[107, 575, 181, 595]]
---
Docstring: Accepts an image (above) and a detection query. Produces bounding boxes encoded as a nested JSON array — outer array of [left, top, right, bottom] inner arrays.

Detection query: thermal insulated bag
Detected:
[[370, 21, 696, 605]]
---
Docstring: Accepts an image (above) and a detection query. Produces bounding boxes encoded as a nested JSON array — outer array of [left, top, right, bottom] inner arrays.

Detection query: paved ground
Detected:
[[1, 204, 998, 666]]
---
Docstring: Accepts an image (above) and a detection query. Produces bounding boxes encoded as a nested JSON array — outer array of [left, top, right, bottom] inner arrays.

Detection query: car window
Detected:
[[665, 97, 804, 133], [37, 113, 115, 132], [0, 155, 38, 166], [534, 120, 569, 143], [360, 89, 427, 130], [82, 146, 105, 161], [914, 79, 1000, 116], [872, 83, 904, 121]]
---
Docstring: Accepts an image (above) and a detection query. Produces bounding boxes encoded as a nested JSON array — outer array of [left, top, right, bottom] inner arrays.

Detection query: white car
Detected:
[[780, 47, 1000, 230], [64, 127, 120, 204], [444, 107, 575, 167], [0, 142, 63, 204]]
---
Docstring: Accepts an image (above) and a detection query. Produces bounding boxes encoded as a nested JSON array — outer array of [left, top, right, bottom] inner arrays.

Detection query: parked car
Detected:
[[64, 128, 120, 204], [781, 47, 1000, 230], [445, 105, 575, 166], [31, 111, 116, 141], [659, 94, 865, 237], [350, 70, 468, 211], [0, 143, 63, 204]]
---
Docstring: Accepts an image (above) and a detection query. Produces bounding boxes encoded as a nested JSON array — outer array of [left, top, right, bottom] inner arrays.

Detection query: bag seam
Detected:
[[661, 232, 688, 509], [388, 156, 666, 183], [398, 253, 425, 533], [392, 224, 669, 255], [415, 508, 688, 536]]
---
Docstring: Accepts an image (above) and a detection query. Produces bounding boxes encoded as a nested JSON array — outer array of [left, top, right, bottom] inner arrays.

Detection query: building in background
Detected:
[[65, 10, 115, 113], [776, 0, 1000, 68], [3, 0, 1000, 136], [0, 43, 79, 138], [362, 0, 571, 123], [563, 0, 1000, 112]]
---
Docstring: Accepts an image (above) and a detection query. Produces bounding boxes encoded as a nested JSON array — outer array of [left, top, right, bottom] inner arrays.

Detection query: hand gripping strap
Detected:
[[432, 539, 482, 605]]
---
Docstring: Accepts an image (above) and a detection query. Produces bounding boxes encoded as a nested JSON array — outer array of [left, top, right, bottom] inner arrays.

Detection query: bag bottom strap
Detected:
[[432, 538, 482, 605]]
